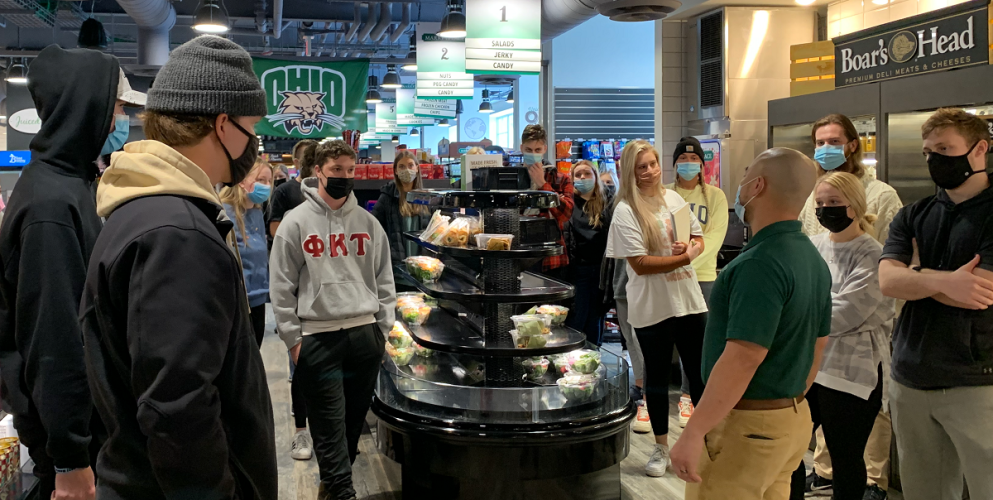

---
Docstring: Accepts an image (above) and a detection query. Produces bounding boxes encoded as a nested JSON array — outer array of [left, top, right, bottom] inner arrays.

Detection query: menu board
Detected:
[[416, 22, 474, 99]]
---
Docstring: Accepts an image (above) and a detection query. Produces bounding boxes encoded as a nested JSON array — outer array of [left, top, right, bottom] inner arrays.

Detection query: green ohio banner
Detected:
[[253, 58, 370, 138]]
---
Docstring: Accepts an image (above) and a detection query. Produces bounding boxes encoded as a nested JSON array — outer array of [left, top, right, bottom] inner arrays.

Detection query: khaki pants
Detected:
[[812, 410, 891, 489], [686, 400, 812, 500]]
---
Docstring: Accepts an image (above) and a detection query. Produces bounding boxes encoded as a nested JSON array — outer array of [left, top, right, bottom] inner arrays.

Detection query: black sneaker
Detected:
[[804, 471, 833, 495], [863, 485, 887, 500]]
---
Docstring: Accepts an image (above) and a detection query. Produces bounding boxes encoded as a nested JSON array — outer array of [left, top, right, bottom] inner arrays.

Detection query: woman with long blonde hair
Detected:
[[605, 140, 709, 477], [372, 150, 428, 266], [789, 171, 894, 500], [220, 158, 273, 347], [563, 160, 612, 345]]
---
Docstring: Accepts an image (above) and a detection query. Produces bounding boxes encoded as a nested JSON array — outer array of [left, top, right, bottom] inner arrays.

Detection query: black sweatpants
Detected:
[[634, 313, 706, 437], [789, 365, 884, 500], [290, 361, 308, 429], [249, 304, 266, 347], [295, 324, 384, 499], [566, 263, 606, 346]]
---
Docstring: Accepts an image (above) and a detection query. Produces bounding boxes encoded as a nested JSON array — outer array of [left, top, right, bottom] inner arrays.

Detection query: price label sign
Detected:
[[416, 22, 474, 100], [465, 0, 541, 74]]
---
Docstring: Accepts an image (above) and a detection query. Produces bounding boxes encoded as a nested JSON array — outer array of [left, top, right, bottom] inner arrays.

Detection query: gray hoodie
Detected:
[[270, 178, 396, 350]]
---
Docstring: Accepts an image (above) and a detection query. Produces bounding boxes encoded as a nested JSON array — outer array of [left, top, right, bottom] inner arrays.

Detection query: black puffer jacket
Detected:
[[371, 182, 429, 265], [0, 45, 117, 471]]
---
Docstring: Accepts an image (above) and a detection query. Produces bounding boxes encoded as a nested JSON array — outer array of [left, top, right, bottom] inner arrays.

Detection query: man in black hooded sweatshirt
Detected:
[[0, 46, 122, 500]]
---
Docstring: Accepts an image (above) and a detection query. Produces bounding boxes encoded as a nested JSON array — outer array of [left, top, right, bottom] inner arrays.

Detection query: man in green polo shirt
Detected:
[[671, 148, 831, 500]]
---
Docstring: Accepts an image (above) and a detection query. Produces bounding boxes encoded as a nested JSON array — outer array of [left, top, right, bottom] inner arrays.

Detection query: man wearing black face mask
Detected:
[[78, 36, 276, 500], [270, 140, 395, 500], [879, 107, 993, 500]]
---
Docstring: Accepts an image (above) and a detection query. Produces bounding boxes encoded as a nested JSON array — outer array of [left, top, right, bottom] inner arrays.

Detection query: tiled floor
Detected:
[[261, 309, 903, 500]]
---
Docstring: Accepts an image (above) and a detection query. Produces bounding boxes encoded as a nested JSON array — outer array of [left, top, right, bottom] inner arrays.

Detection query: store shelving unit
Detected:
[[372, 189, 635, 500]]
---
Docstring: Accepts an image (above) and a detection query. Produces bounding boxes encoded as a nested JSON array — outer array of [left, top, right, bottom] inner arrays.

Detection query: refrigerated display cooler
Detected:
[[372, 190, 635, 500]]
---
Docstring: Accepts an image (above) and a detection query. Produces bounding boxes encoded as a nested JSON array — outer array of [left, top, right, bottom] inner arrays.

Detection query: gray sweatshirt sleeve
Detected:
[[372, 223, 397, 335], [829, 240, 885, 336], [270, 222, 306, 350]]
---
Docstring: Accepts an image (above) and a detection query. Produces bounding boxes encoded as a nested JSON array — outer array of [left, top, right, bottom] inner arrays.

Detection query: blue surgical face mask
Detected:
[[522, 152, 544, 166], [574, 178, 595, 194], [101, 114, 130, 156], [733, 177, 760, 222], [813, 144, 848, 171], [247, 183, 271, 204], [676, 162, 702, 182]]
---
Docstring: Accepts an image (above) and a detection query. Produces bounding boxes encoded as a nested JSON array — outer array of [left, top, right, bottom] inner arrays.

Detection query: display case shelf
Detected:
[[403, 231, 563, 259], [395, 266, 572, 303], [406, 189, 560, 210], [402, 307, 586, 356]]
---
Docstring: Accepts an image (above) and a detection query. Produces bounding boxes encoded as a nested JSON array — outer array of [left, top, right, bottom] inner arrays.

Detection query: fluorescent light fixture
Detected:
[[795, 0, 816, 5], [193, 0, 230, 33]]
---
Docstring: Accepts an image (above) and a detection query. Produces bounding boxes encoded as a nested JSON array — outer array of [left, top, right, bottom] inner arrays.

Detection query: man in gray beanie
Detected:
[[79, 35, 277, 500]]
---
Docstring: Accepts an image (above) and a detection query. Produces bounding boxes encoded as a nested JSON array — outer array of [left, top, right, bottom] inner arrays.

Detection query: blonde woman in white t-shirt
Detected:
[[606, 140, 709, 478]]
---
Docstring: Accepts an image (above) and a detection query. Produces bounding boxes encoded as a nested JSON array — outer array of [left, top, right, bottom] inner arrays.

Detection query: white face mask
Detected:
[[396, 168, 418, 184]]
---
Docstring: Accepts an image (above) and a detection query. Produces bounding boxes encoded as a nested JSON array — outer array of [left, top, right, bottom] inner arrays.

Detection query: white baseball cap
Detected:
[[117, 68, 146, 107]]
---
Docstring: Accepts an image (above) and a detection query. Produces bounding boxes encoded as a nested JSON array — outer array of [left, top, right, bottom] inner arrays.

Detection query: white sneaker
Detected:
[[290, 429, 313, 461], [632, 401, 652, 434], [678, 396, 694, 428], [646, 444, 670, 477]]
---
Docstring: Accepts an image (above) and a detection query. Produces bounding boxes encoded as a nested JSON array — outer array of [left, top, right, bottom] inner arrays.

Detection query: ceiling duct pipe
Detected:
[[255, 0, 269, 33], [388, 3, 410, 43], [273, 0, 284, 38], [356, 3, 377, 42], [369, 3, 393, 43], [343, 3, 360, 41], [115, 0, 176, 65]]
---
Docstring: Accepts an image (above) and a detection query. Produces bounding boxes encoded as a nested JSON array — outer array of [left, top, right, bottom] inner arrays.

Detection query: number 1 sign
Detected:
[[416, 21, 474, 99], [465, 0, 541, 74]]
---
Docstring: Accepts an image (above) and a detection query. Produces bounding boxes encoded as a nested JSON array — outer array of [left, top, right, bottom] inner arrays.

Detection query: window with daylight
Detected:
[[490, 109, 514, 150]]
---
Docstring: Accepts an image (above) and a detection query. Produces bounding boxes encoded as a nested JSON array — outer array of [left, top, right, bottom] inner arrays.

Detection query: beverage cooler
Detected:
[[372, 189, 635, 500]]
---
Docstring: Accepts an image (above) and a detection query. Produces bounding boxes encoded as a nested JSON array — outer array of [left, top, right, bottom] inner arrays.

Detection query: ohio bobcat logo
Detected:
[[271, 91, 333, 134], [260, 64, 349, 135]]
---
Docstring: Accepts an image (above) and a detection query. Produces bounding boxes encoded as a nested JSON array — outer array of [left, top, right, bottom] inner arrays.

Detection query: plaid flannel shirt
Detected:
[[540, 168, 574, 271]]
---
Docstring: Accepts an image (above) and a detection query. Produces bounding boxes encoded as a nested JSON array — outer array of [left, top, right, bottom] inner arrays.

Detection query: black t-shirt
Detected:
[[567, 195, 611, 266], [267, 179, 306, 225], [881, 185, 993, 390]]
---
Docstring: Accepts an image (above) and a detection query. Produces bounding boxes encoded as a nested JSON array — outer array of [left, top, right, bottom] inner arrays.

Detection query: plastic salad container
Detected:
[[510, 330, 548, 349], [571, 351, 601, 374], [525, 304, 570, 325], [399, 304, 431, 326], [474, 233, 514, 251], [522, 357, 549, 380], [388, 346, 415, 366], [404, 256, 445, 283], [557, 375, 597, 402], [510, 315, 552, 337], [388, 328, 414, 349]]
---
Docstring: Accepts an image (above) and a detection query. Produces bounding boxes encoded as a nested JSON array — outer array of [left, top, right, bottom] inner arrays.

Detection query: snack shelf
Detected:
[[401, 307, 586, 356], [395, 265, 573, 303], [403, 231, 563, 259], [406, 189, 560, 210]]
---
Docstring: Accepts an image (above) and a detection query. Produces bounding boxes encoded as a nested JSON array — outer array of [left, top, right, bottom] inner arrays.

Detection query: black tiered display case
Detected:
[[372, 190, 636, 500]]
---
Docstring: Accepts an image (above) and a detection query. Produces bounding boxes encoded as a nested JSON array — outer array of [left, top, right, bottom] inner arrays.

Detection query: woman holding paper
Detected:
[[606, 140, 708, 478], [564, 160, 613, 346], [665, 136, 729, 427]]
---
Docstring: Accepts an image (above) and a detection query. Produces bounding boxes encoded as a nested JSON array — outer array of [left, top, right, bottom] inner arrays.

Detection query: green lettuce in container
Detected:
[[522, 357, 549, 380], [572, 351, 601, 374], [557, 375, 596, 402]]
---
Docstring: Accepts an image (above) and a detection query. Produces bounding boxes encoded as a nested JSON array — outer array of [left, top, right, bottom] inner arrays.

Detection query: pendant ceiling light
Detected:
[[381, 64, 402, 89], [392, 136, 400, 143], [194, 0, 230, 33], [366, 75, 383, 103], [438, 118, 451, 127], [479, 89, 494, 113], [438, 0, 466, 38], [5, 59, 27, 84], [506, 89, 514, 103], [411, 128, 419, 136], [402, 35, 417, 71]]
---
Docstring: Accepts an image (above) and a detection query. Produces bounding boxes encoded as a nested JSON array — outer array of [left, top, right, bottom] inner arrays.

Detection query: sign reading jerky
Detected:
[[833, 0, 989, 88]]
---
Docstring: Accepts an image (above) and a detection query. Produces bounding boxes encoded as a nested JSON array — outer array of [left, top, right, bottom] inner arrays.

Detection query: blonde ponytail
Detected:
[[817, 172, 874, 238]]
